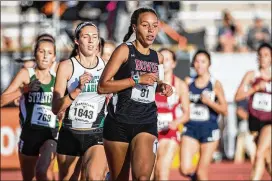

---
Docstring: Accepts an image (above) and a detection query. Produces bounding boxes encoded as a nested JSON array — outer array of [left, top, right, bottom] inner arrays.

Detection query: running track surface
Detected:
[[1, 162, 271, 180]]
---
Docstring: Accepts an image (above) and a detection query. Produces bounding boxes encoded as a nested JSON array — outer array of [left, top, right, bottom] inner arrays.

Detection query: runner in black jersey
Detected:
[[1, 39, 58, 181], [52, 22, 108, 181], [98, 7, 173, 181]]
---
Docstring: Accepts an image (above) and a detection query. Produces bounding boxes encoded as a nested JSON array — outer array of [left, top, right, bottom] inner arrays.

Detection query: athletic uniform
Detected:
[[248, 70, 271, 132], [103, 42, 159, 143], [156, 75, 182, 143], [182, 76, 220, 143], [18, 68, 59, 156], [57, 56, 106, 156]]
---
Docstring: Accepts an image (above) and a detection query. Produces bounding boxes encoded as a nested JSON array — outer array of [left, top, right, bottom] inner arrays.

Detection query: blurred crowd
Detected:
[[1, 1, 271, 54], [215, 10, 270, 53]]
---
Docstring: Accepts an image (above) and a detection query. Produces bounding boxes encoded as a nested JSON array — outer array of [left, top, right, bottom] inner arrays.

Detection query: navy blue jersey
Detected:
[[187, 76, 219, 125], [107, 42, 159, 124]]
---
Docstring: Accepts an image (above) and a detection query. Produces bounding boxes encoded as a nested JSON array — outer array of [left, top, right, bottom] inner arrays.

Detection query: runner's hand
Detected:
[[77, 71, 93, 90], [27, 79, 41, 92], [160, 83, 173, 97], [168, 121, 179, 130], [139, 73, 157, 85], [201, 92, 212, 105]]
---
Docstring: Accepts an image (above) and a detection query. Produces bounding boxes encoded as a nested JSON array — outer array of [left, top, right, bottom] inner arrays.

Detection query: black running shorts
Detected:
[[103, 115, 158, 143], [57, 126, 103, 156]]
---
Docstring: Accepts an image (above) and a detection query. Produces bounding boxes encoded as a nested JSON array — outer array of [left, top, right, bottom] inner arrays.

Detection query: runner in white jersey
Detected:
[[52, 22, 108, 181], [1, 39, 58, 181]]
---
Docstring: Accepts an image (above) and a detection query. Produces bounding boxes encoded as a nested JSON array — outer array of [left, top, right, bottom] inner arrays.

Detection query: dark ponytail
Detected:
[[123, 25, 134, 42], [123, 7, 158, 42]]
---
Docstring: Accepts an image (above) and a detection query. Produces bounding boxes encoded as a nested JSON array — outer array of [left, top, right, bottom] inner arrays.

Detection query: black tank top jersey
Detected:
[[108, 42, 159, 124]]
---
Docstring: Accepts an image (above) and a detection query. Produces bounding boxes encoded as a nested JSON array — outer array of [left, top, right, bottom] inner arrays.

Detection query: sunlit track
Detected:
[[1, 162, 271, 181]]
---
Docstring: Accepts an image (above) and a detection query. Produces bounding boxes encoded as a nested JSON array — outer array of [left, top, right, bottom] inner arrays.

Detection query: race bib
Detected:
[[131, 83, 156, 103], [31, 104, 56, 128], [157, 112, 173, 131], [69, 100, 98, 129], [190, 103, 210, 121], [252, 93, 271, 112]]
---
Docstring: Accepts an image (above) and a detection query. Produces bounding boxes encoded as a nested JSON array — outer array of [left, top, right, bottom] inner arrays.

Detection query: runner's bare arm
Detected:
[[1, 68, 29, 107], [52, 60, 76, 115], [98, 44, 133, 94], [235, 71, 257, 101], [177, 80, 190, 124], [203, 80, 228, 116]]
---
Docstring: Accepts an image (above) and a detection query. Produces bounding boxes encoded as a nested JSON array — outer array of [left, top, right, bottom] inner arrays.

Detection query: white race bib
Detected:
[[157, 112, 173, 131], [190, 103, 210, 121], [131, 83, 156, 103], [31, 104, 56, 128], [69, 100, 98, 129], [252, 93, 271, 112]]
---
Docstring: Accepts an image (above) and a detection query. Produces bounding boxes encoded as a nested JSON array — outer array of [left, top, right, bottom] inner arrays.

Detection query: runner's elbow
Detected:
[[98, 82, 108, 94]]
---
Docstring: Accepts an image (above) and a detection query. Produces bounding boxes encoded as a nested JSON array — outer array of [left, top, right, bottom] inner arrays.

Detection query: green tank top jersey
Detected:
[[19, 68, 59, 129]]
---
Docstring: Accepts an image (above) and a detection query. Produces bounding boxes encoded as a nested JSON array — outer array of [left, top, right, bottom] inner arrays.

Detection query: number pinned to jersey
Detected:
[[31, 104, 57, 128], [252, 93, 271, 112], [69, 101, 99, 129], [131, 83, 157, 103], [190, 103, 210, 121]]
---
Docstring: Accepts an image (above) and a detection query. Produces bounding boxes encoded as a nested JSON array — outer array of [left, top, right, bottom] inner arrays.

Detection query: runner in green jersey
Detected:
[[1, 38, 58, 181]]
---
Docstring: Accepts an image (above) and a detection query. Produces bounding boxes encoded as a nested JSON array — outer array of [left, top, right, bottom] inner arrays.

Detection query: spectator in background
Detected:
[[247, 17, 271, 51], [216, 10, 238, 53], [235, 22, 249, 53]]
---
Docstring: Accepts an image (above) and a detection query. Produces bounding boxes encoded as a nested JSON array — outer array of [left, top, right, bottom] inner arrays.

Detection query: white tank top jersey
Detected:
[[66, 56, 106, 129]]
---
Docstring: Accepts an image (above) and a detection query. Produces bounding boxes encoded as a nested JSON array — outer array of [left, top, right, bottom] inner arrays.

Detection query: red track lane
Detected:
[[1, 162, 271, 180]]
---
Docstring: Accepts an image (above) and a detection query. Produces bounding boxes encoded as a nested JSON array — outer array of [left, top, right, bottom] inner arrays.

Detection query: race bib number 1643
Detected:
[[69, 101, 98, 129]]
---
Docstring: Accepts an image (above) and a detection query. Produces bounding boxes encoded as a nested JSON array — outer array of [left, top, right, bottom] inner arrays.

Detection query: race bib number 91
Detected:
[[131, 83, 156, 103], [69, 101, 98, 129], [190, 103, 210, 121], [252, 93, 271, 112], [31, 104, 56, 128]]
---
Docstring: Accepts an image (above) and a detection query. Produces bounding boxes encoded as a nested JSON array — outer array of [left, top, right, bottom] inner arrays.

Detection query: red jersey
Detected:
[[248, 71, 271, 121], [155, 75, 182, 131]]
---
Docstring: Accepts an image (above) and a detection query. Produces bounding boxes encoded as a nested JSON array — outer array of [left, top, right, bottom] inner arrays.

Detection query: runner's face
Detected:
[[77, 26, 99, 57], [258, 47, 271, 69], [194, 53, 210, 76], [135, 12, 159, 47], [161, 50, 176, 73], [35, 42, 55, 69]]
